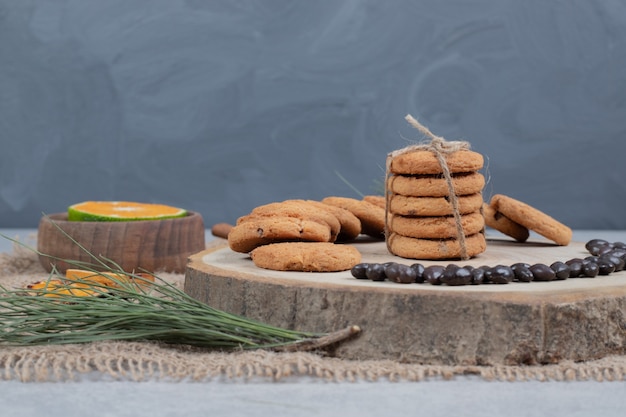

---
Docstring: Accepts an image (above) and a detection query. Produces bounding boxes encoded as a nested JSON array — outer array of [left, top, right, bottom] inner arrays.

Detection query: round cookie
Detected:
[[250, 242, 361, 272], [211, 222, 233, 239], [239, 200, 341, 242], [482, 203, 529, 243], [228, 217, 332, 253], [363, 195, 386, 209], [387, 172, 485, 197], [321, 197, 385, 238], [490, 194, 572, 246], [388, 193, 483, 216], [387, 232, 487, 260], [387, 211, 484, 239], [303, 200, 362, 241], [389, 150, 484, 175]]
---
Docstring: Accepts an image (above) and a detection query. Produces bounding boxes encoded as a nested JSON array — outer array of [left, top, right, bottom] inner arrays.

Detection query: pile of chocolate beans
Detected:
[[350, 239, 626, 286]]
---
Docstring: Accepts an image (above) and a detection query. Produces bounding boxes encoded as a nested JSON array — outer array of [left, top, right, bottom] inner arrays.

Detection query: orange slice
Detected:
[[43, 283, 103, 298], [68, 201, 187, 222], [24, 269, 156, 298], [65, 269, 155, 288], [26, 279, 65, 290], [65, 269, 130, 287], [25, 279, 106, 298]]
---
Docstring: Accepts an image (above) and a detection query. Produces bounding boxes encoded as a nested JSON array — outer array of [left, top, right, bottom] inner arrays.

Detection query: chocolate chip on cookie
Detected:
[[228, 216, 332, 253], [240, 200, 342, 242], [482, 203, 529, 242]]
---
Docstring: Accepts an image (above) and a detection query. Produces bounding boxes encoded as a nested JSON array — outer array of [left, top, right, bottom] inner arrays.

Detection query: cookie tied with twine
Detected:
[[385, 115, 486, 260]]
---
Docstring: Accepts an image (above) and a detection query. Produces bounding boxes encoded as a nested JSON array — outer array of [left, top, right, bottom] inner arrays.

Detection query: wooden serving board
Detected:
[[184, 237, 626, 366]]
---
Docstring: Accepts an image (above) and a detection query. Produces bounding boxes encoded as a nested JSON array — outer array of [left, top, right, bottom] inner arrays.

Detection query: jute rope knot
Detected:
[[386, 114, 472, 260]]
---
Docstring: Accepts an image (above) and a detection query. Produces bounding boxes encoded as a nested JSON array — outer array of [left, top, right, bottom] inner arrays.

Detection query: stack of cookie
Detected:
[[227, 199, 384, 272], [385, 149, 487, 259]]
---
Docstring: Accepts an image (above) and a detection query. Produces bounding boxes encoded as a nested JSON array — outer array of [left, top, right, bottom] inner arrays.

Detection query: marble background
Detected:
[[1, 0, 625, 229]]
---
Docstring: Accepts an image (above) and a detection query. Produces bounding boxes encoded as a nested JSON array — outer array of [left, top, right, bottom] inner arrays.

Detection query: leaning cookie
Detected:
[[363, 195, 386, 209], [228, 217, 332, 253], [303, 200, 362, 241], [250, 242, 362, 272], [490, 194, 572, 246], [321, 196, 385, 238], [482, 203, 529, 242], [387, 232, 487, 260]]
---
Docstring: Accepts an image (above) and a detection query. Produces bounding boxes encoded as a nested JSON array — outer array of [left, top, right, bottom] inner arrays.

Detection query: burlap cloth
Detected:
[[2, 236, 626, 383]]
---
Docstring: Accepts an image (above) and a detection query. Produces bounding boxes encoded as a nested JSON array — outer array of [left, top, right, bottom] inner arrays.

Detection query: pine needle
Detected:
[[0, 220, 359, 351]]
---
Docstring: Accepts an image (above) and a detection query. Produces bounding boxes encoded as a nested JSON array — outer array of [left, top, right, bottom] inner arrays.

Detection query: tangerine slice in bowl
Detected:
[[68, 201, 187, 222], [65, 268, 155, 287]]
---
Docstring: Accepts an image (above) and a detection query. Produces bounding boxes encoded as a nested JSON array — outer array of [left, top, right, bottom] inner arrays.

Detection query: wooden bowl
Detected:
[[37, 212, 206, 274]]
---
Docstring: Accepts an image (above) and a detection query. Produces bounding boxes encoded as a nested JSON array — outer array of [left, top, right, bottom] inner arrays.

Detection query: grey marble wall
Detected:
[[1, 0, 625, 229]]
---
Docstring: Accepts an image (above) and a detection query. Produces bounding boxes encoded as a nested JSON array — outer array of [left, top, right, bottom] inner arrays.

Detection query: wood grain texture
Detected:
[[184, 238, 626, 365], [37, 212, 205, 273]]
